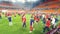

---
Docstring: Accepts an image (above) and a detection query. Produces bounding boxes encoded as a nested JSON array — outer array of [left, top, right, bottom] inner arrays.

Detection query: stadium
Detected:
[[0, 0, 60, 34]]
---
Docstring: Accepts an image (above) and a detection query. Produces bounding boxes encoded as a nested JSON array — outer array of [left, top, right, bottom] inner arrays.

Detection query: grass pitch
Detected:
[[0, 14, 60, 34]]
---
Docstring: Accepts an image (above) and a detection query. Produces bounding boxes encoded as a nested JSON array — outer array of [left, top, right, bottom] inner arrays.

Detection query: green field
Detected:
[[0, 14, 60, 34]]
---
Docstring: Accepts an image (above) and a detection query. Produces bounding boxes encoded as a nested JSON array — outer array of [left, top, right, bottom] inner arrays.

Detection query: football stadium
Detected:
[[0, 0, 60, 34]]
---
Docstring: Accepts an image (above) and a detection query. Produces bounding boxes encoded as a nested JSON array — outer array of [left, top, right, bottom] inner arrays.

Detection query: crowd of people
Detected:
[[0, 12, 60, 34]]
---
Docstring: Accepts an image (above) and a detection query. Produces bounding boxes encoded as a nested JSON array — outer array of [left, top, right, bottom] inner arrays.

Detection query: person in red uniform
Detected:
[[22, 14, 26, 27], [7, 12, 12, 26], [36, 16, 39, 22], [43, 18, 51, 32], [34, 14, 40, 23], [46, 22, 60, 34]]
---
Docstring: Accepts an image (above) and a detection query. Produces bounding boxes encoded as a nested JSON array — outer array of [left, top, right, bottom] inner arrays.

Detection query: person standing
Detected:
[[43, 18, 51, 32], [7, 12, 12, 26], [22, 14, 26, 27]]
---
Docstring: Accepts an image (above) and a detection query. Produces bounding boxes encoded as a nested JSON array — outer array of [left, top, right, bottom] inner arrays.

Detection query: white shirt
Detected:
[[51, 18, 55, 24], [42, 14, 45, 18]]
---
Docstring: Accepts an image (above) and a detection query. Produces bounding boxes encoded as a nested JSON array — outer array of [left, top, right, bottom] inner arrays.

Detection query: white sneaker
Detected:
[[9, 22, 13, 26], [29, 31, 32, 33]]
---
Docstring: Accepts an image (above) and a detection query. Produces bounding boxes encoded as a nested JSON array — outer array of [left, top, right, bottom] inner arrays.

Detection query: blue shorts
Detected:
[[8, 17, 12, 22], [30, 20, 34, 25]]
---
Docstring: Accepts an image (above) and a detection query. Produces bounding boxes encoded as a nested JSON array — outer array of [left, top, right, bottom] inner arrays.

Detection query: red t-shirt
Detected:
[[34, 16, 37, 20], [46, 20, 51, 27], [22, 16, 26, 23], [7, 13, 11, 16], [36, 18, 39, 21], [34, 16, 40, 21]]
